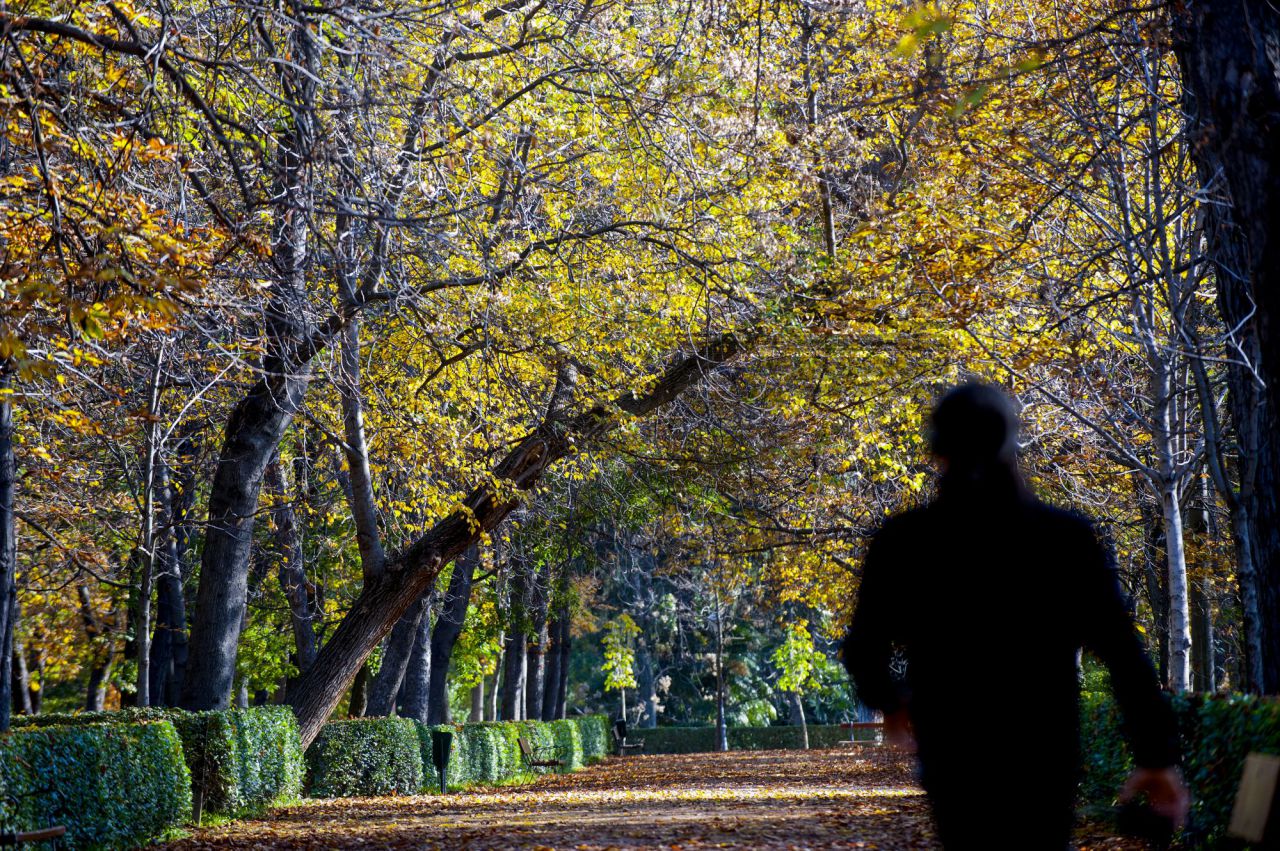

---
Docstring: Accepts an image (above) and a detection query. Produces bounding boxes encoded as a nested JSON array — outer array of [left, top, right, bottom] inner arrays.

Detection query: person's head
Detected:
[[929, 382, 1020, 472]]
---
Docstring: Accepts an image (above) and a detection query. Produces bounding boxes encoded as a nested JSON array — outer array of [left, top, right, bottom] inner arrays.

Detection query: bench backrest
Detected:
[[517, 736, 532, 758]]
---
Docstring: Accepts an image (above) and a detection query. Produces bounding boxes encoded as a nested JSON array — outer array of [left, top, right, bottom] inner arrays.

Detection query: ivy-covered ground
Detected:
[[166, 748, 1143, 850]]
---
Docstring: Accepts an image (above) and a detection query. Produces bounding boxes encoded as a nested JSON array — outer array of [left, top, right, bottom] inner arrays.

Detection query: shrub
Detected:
[[307, 717, 423, 798], [14, 705, 304, 820], [549, 718, 585, 771], [575, 715, 611, 761], [0, 721, 191, 849], [168, 706, 305, 819], [1079, 693, 1280, 846], [421, 722, 521, 791], [415, 716, 610, 792]]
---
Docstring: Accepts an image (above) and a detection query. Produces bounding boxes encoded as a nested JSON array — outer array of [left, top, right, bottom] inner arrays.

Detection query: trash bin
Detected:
[[431, 729, 453, 794]]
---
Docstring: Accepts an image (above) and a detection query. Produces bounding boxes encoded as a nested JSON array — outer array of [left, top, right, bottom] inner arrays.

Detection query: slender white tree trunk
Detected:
[[1161, 485, 1192, 692]]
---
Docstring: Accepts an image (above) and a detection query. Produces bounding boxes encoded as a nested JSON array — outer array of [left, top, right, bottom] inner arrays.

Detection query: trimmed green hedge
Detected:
[[630, 723, 854, 754], [1080, 693, 1280, 846], [13, 705, 304, 820], [169, 706, 305, 819], [306, 717, 424, 798], [575, 714, 611, 762], [402, 715, 610, 793], [0, 721, 191, 848], [423, 722, 521, 791], [306, 715, 611, 797]]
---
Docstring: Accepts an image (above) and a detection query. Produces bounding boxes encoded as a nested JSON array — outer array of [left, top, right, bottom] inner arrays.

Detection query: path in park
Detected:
[[166, 748, 1143, 850]]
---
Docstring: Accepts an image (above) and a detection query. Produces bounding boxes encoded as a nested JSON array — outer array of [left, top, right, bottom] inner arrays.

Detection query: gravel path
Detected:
[[164, 747, 1147, 849]]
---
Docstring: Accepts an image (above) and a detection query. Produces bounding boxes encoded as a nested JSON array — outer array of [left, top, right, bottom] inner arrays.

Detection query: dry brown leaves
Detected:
[[164, 747, 1150, 850]]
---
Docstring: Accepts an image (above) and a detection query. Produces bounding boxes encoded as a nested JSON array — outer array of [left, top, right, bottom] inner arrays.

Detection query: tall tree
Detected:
[[1174, 0, 1280, 691]]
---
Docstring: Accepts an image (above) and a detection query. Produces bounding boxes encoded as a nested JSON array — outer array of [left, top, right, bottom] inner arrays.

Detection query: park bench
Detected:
[[517, 735, 564, 772], [838, 721, 885, 746], [0, 825, 67, 846], [613, 720, 645, 756]]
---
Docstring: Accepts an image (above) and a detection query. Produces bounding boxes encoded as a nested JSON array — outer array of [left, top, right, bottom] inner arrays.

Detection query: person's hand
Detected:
[[883, 709, 917, 753], [1120, 766, 1190, 829]]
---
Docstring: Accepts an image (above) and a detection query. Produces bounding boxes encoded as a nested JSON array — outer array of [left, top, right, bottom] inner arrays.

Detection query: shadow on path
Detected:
[[165, 747, 1145, 850]]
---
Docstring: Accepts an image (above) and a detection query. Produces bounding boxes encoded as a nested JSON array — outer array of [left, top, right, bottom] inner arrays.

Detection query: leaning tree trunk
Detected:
[[427, 545, 479, 724], [284, 333, 743, 746], [1174, 0, 1280, 692]]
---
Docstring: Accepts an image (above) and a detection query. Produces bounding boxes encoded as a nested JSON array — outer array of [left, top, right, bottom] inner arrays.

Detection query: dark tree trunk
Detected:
[[427, 544, 479, 724], [555, 615, 571, 719], [347, 661, 370, 718], [501, 555, 530, 721], [170, 437, 199, 667], [148, 551, 182, 705], [266, 459, 318, 672], [470, 682, 484, 722], [284, 333, 743, 746], [525, 561, 550, 722], [366, 595, 431, 716], [501, 629, 527, 722], [1190, 478, 1218, 693], [1174, 0, 1280, 692], [78, 585, 114, 712], [542, 614, 563, 722], [1192, 577, 1216, 692], [181, 13, 320, 712], [182, 381, 313, 709], [399, 608, 433, 723], [789, 691, 809, 749], [0, 378, 15, 732], [1142, 501, 1171, 684], [149, 463, 186, 706]]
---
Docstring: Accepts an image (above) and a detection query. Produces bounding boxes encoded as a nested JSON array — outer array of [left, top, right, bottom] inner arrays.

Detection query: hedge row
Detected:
[[13, 705, 304, 820], [1081, 693, 1280, 846], [306, 715, 612, 798], [306, 717, 424, 797], [429, 716, 610, 789], [628, 723, 857, 754], [0, 721, 191, 849]]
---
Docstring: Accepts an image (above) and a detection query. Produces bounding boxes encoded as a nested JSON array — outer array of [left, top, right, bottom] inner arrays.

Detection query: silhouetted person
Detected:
[[842, 383, 1188, 850]]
